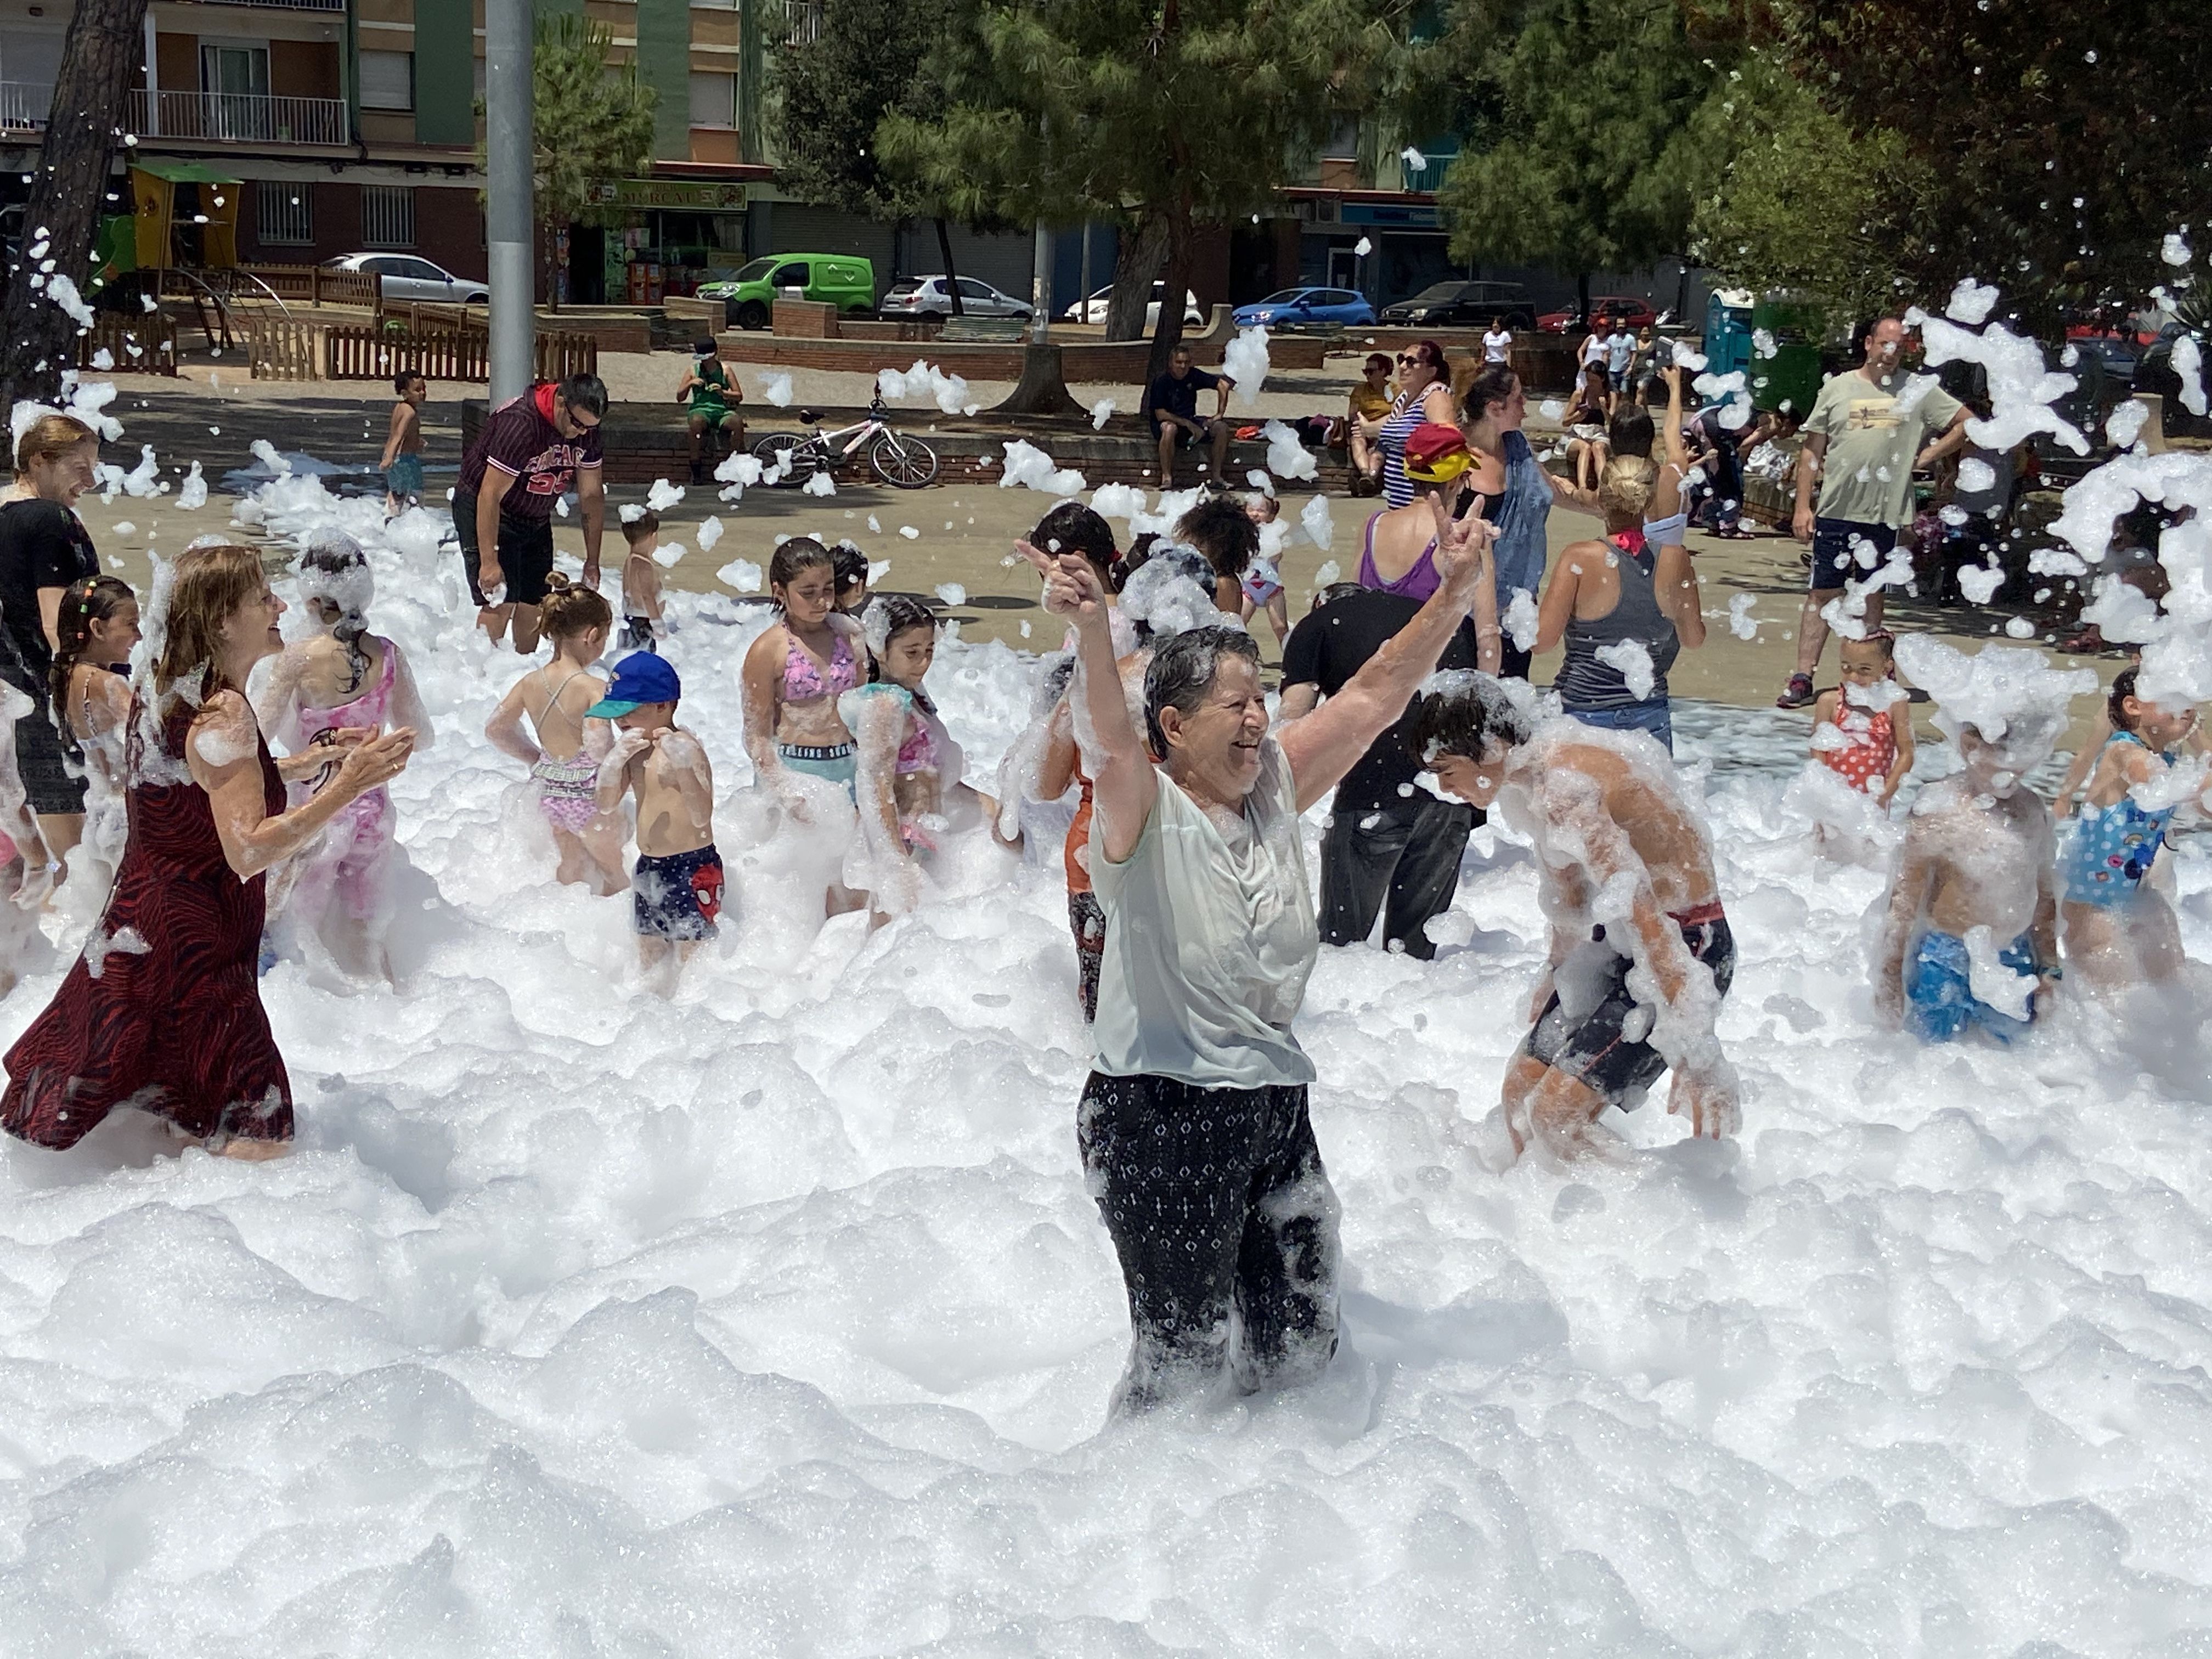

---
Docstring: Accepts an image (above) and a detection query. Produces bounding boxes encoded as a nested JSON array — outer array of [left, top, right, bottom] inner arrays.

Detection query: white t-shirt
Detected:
[[1580, 332, 1607, 366], [1091, 736, 1318, 1090], [1482, 329, 1513, 363]]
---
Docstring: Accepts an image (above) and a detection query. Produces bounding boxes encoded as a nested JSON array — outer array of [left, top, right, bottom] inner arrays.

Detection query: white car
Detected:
[[1060, 282, 1205, 328], [880, 274, 1031, 320], [320, 252, 490, 306]]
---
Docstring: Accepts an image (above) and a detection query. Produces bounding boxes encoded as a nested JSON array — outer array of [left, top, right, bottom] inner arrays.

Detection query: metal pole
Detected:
[[486, 0, 534, 402], [1030, 222, 1051, 344], [1077, 223, 1091, 329]]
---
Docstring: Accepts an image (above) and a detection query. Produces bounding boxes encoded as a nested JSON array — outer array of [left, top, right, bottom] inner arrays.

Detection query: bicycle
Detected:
[[751, 398, 940, 489]]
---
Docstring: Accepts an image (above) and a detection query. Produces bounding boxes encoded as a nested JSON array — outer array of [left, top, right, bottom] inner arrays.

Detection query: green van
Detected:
[[699, 254, 878, 329]]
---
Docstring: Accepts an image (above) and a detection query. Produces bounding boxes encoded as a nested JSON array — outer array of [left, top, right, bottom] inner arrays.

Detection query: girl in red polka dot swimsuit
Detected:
[[1811, 631, 1915, 806]]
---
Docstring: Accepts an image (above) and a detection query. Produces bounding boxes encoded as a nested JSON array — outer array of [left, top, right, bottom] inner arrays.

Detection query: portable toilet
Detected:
[[1703, 288, 1753, 380]]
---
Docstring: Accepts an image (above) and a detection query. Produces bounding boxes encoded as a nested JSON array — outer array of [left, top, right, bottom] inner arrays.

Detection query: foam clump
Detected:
[[1892, 634, 2094, 751], [1222, 325, 1271, 407], [998, 439, 1086, 496]]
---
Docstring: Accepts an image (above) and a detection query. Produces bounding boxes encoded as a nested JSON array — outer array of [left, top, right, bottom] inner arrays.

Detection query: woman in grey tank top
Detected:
[[1533, 454, 1707, 753]]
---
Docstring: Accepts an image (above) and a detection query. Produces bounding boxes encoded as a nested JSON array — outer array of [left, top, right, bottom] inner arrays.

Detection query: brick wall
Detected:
[[415, 187, 487, 281], [718, 332, 1333, 388]]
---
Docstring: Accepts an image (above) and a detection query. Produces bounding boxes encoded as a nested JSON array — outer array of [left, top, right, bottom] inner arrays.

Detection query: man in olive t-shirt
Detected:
[[1776, 317, 1970, 708]]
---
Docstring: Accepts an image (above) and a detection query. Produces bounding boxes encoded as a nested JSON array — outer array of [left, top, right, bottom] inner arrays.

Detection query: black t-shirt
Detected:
[[1146, 367, 1221, 432], [1280, 589, 1480, 814], [0, 498, 98, 681]]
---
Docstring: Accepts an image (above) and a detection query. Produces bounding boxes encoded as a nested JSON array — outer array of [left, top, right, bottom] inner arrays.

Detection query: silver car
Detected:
[[320, 253, 490, 306], [879, 274, 1031, 320]]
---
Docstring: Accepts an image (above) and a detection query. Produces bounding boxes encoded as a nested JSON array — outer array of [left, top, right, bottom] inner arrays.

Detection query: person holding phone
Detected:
[[676, 338, 745, 484]]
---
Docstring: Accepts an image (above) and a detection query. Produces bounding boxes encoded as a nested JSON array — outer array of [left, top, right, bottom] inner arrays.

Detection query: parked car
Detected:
[[1378, 280, 1534, 329], [1232, 286, 1375, 329], [321, 253, 488, 306], [879, 274, 1031, 321], [698, 253, 877, 330], [2135, 317, 2212, 438], [1061, 281, 1206, 328], [2066, 334, 2140, 386], [1537, 296, 1660, 334]]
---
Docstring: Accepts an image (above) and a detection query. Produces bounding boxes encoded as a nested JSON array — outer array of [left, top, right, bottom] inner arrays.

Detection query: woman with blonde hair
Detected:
[[0, 411, 103, 870], [1532, 448, 1706, 754], [2, 543, 415, 1157]]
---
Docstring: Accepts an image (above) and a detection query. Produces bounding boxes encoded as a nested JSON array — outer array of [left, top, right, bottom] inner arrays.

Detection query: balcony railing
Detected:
[[779, 0, 826, 47], [182, 1, 348, 12], [0, 81, 53, 131], [129, 88, 347, 146]]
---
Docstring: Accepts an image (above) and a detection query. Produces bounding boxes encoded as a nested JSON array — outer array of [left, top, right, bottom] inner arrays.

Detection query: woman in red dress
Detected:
[[3, 544, 415, 1156]]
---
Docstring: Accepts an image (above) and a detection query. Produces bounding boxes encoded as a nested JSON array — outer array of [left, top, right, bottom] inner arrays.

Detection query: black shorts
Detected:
[[453, 487, 557, 608], [1522, 905, 1736, 1110], [634, 844, 723, 941], [1154, 420, 1218, 452], [1810, 517, 1897, 591], [1, 663, 84, 816]]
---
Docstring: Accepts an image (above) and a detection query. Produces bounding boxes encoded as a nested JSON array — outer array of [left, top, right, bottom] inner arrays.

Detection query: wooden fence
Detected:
[[317, 323, 599, 384], [229, 263, 384, 312], [75, 312, 178, 375], [247, 317, 322, 381]]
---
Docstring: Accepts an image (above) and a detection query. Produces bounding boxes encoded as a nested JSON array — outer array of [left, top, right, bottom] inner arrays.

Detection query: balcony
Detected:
[[129, 88, 347, 147], [180, 1, 348, 10], [0, 81, 52, 132]]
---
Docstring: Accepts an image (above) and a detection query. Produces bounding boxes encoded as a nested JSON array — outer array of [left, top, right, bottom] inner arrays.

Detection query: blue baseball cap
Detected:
[[585, 652, 681, 718]]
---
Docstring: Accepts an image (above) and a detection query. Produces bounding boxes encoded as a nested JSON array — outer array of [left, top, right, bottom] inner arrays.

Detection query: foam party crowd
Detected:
[[4, 289, 2212, 1654]]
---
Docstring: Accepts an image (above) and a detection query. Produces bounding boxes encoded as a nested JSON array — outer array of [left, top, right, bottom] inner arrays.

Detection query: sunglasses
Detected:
[[1397, 352, 1432, 367]]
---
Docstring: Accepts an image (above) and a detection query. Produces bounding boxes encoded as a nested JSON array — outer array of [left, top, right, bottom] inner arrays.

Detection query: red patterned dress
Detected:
[[3, 698, 292, 1149]]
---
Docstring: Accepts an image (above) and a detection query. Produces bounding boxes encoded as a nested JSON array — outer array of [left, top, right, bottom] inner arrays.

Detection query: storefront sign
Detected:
[[588, 179, 752, 212]]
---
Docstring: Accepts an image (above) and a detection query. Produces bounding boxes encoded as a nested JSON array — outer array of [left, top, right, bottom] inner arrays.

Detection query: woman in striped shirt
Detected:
[[1377, 338, 1458, 508]]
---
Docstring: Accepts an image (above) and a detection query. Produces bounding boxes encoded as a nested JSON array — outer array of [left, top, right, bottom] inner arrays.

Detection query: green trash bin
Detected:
[[1751, 295, 1823, 417]]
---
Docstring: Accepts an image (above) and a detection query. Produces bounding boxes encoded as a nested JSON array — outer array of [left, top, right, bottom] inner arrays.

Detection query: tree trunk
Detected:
[[0, 0, 148, 411], [1144, 207, 1196, 386], [992, 341, 1083, 417], [1104, 212, 1167, 341], [1577, 270, 1591, 329], [934, 217, 964, 317]]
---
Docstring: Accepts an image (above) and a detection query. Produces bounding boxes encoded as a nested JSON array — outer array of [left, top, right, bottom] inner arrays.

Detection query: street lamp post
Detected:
[[486, 0, 533, 402]]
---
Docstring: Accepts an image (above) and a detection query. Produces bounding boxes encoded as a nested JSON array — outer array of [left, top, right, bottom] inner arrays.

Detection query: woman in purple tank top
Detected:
[[1358, 421, 1484, 602]]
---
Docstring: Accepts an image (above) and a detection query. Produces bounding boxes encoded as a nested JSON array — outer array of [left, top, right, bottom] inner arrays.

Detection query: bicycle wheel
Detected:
[[752, 432, 820, 484], [871, 431, 939, 488]]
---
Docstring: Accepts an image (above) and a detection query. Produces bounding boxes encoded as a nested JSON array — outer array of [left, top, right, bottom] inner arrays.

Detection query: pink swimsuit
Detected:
[[289, 641, 397, 921], [528, 667, 606, 836]]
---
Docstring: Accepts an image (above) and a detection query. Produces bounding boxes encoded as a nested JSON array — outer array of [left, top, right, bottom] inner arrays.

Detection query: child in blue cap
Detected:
[[588, 652, 723, 985]]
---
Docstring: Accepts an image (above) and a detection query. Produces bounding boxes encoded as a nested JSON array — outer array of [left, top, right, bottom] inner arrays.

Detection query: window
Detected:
[[256, 179, 312, 245], [361, 184, 415, 249], [688, 71, 735, 129], [956, 278, 995, 300], [359, 51, 414, 112], [202, 43, 272, 140], [769, 262, 809, 287]]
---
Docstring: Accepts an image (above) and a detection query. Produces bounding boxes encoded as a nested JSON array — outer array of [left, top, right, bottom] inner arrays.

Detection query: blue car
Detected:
[[1232, 286, 1375, 330]]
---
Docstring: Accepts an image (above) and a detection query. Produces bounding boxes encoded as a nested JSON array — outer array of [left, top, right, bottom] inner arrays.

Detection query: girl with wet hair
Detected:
[[253, 531, 434, 979], [1171, 496, 1259, 614], [3, 543, 415, 1156], [48, 574, 140, 893], [486, 574, 625, 893], [841, 595, 949, 918]]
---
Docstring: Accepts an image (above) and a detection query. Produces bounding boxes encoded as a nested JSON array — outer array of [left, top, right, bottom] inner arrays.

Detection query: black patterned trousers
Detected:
[[1077, 1070, 1341, 1414]]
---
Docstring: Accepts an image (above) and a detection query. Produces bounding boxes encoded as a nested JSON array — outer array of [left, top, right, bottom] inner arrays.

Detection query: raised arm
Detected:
[[1276, 496, 1498, 811], [1035, 698, 1079, 799], [1024, 541, 1156, 865], [189, 691, 411, 881]]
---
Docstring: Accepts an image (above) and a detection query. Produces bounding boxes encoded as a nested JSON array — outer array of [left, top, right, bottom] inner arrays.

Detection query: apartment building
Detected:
[[0, 0, 776, 296]]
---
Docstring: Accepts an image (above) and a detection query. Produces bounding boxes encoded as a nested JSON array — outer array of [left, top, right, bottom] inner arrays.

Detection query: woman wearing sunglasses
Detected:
[[1374, 339, 1457, 509]]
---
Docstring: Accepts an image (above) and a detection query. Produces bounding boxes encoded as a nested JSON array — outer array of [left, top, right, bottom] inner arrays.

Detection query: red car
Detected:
[[1537, 296, 1660, 334]]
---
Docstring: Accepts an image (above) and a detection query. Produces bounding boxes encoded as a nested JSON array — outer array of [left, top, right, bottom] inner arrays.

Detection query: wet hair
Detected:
[[537, 571, 613, 641], [1577, 364, 1610, 404], [156, 544, 264, 701], [1460, 362, 1518, 423], [15, 411, 96, 476], [830, 538, 869, 600], [1032, 501, 1119, 585], [1842, 628, 1897, 663], [1598, 455, 1658, 523], [1143, 625, 1261, 758], [298, 532, 375, 691], [1108, 531, 1163, 593], [558, 372, 608, 420], [873, 593, 936, 649], [1173, 496, 1259, 581], [1406, 672, 1534, 764], [769, 535, 836, 601], [621, 508, 661, 548], [393, 370, 424, 394], [1607, 400, 1655, 459], [48, 575, 134, 757], [2110, 665, 2142, 730]]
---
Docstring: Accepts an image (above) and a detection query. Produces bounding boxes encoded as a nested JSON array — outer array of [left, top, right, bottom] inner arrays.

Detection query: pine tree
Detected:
[[771, 0, 977, 315], [881, 0, 1392, 376], [1423, 0, 1728, 324]]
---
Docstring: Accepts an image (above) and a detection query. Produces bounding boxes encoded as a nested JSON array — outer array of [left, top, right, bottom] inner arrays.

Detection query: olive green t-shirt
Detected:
[[1805, 368, 1964, 528]]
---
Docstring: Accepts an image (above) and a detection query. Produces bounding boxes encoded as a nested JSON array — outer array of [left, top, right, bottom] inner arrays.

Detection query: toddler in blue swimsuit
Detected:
[[2059, 667, 2199, 988]]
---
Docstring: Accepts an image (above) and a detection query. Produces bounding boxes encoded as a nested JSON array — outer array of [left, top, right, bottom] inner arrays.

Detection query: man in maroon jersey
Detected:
[[455, 373, 609, 652]]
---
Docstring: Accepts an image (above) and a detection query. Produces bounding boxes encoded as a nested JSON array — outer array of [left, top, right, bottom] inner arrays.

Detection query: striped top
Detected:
[[1378, 388, 1430, 509]]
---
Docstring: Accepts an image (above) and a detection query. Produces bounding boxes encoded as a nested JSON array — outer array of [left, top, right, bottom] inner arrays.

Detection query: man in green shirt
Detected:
[[676, 338, 746, 484], [1776, 317, 1971, 708]]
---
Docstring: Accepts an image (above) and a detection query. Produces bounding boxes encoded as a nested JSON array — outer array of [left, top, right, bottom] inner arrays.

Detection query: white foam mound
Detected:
[[1892, 634, 2094, 752], [11, 459, 2212, 1654]]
